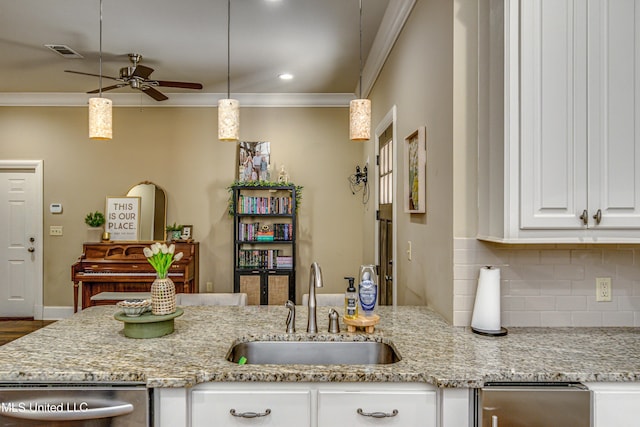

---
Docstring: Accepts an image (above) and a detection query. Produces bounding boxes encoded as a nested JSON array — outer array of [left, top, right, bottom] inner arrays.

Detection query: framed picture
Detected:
[[238, 141, 271, 181], [404, 126, 426, 213], [105, 196, 141, 240], [181, 225, 193, 240]]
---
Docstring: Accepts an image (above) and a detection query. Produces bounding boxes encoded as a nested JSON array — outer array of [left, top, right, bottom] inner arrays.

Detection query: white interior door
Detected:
[[0, 161, 43, 318]]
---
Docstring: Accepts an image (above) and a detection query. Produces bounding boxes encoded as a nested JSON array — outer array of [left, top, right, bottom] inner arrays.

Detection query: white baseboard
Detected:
[[42, 306, 75, 320]]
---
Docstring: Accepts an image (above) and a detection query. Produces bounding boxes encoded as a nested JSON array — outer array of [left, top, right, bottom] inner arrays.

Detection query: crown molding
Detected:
[[360, 0, 416, 97], [0, 92, 356, 107]]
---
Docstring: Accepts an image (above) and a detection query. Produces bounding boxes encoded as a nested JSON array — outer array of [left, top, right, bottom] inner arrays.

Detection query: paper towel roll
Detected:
[[471, 266, 502, 333]]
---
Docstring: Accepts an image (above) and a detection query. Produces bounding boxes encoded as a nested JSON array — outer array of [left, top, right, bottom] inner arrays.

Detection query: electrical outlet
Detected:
[[49, 226, 63, 236], [407, 241, 412, 261], [206, 281, 213, 292], [596, 277, 612, 302]]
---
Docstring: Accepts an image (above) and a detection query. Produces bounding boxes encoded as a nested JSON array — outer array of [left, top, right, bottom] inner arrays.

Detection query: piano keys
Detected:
[[71, 241, 199, 312]]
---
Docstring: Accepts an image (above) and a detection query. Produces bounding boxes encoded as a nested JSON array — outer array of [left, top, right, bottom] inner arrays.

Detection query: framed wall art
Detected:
[[105, 196, 141, 240], [404, 126, 426, 213], [181, 225, 193, 240]]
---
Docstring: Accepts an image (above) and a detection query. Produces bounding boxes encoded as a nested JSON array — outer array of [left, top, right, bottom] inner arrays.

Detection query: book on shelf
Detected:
[[237, 195, 292, 215], [238, 249, 292, 269], [238, 222, 292, 242], [275, 255, 293, 268], [256, 231, 274, 242]]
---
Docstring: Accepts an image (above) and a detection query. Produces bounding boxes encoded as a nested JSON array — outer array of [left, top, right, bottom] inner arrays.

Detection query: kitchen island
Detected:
[[0, 305, 639, 426]]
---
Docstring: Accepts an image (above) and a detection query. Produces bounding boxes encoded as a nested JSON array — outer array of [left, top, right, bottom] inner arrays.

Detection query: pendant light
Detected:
[[88, 0, 112, 140], [218, 0, 239, 142], [349, 0, 371, 141]]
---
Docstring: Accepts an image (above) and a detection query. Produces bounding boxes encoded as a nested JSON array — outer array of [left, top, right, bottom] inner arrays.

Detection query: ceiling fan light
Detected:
[[88, 97, 112, 140], [218, 98, 239, 141], [349, 98, 371, 141]]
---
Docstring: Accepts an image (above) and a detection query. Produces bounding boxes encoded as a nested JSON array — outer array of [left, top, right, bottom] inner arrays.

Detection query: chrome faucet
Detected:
[[307, 262, 324, 333], [285, 300, 296, 333]]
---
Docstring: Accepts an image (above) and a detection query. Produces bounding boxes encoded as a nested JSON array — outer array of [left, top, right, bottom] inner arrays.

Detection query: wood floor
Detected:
[[0, 320, 55, 346]]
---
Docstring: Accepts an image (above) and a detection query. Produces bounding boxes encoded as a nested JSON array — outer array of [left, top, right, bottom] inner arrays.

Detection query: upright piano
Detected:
[[71, 241, 199, 312]]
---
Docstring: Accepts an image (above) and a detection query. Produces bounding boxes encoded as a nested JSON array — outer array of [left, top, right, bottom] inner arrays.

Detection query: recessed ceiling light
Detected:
[[279, 73, 294, 80]]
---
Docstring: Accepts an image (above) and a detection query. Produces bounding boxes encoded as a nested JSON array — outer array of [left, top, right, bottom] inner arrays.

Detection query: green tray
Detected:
[[114, 308, 184, 339]]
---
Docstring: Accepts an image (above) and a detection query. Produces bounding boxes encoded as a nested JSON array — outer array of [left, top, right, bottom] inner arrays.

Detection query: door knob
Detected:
[[28, 247, 35, 253]]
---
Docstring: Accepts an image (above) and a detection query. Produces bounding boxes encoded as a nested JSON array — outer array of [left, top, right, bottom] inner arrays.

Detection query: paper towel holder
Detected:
[[472, 326, 508, 337], [471, 265, 508, 337]]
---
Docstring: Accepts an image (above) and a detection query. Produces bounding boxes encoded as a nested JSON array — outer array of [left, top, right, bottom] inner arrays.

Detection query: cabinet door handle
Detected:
[[492, 415, 499, 427], [579, 209, 588, 225], [593, 209, 602, 225], [357, 408, 399, 418], [230, 408, 271, 418]]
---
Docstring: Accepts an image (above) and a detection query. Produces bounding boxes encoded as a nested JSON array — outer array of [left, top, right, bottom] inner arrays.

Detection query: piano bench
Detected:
[[90, 292, 151, 304]]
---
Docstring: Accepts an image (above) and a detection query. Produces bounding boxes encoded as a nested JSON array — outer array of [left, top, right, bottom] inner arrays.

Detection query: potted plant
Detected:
[[85, 211, 105, 242], [165, 222, 183, 242]]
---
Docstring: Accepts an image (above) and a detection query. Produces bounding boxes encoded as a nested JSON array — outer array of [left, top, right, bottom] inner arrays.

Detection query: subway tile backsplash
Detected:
[[453, 238, 640, 327]]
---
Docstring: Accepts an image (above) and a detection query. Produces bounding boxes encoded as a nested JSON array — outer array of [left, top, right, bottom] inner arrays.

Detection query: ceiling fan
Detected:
[[65, 53, 203, 101]]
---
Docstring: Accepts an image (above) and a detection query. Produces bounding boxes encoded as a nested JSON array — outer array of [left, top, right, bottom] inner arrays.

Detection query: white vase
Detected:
[[151, 276, 176, 315], [86, 227, 103, 242]]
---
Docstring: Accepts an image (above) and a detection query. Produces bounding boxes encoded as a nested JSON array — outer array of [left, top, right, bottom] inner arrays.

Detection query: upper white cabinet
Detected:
[[478, 0, 640, 243]]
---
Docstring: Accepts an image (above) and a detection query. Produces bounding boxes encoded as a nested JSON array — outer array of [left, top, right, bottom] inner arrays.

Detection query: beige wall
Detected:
[[366, 0, 455, 321], [1, 106, 365, 308]]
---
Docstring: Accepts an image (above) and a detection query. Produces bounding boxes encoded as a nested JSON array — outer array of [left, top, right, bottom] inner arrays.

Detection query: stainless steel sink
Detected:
[[227, 340, 401, 365]]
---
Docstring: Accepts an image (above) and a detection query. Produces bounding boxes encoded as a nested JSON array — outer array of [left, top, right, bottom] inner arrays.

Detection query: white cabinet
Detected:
[[183, 382, 438, 427], [317, 385, 436, 427], [586, 382, 640, 427], [478, 0, 640, 243], [191, 384, 311, 427]]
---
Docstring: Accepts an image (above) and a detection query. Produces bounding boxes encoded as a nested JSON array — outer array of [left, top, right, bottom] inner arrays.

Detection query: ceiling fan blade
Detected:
[[65, 70, 119, 81], [132, 65, 154, 79], [86, 84, 125, 94], [155, 80, 203, 90], [142, 87, 169, 101]]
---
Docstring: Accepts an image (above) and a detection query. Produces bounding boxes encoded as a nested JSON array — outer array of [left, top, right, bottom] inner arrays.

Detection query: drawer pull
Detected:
[[357, 408, 399, 418], [593, 208, 602, 225], [579, 209, 588, 225], [230, 408, 272, 418]]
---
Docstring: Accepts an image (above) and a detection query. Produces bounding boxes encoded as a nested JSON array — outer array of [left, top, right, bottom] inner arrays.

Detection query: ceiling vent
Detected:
[[45, 44, 83, 59]]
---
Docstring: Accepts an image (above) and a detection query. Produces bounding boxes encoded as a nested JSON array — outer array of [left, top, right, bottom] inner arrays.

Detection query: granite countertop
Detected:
[[0, 305, 638, 388]]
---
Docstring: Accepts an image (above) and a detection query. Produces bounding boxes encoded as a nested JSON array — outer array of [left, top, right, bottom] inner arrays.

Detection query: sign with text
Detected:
[[105, 197, 141, 240]]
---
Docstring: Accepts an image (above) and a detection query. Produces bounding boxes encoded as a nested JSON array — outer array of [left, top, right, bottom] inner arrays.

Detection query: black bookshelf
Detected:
[[232, 184, 296, 305]]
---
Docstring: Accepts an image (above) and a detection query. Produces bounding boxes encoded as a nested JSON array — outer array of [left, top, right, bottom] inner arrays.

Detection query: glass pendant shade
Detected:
[[218, 98, 239, 141], [349, 98, 371, 141], [88, 97, 112, 140]]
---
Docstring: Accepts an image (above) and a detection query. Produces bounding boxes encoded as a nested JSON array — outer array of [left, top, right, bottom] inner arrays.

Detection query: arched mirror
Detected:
[[126, 181, 167, 241]]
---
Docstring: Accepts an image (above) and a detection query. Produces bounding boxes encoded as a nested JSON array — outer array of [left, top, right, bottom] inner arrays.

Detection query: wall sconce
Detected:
[[348, 163, 369, 203]]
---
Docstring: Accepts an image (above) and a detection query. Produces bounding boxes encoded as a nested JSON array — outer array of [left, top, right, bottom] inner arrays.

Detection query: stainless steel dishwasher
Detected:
[[476, 382, 591, 427], [0, 383, 150, 426]]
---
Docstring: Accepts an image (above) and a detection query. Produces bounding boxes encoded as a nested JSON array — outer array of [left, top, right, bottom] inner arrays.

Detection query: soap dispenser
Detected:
[[343, 276, 358, 319], [358, 265, 378, 317]]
